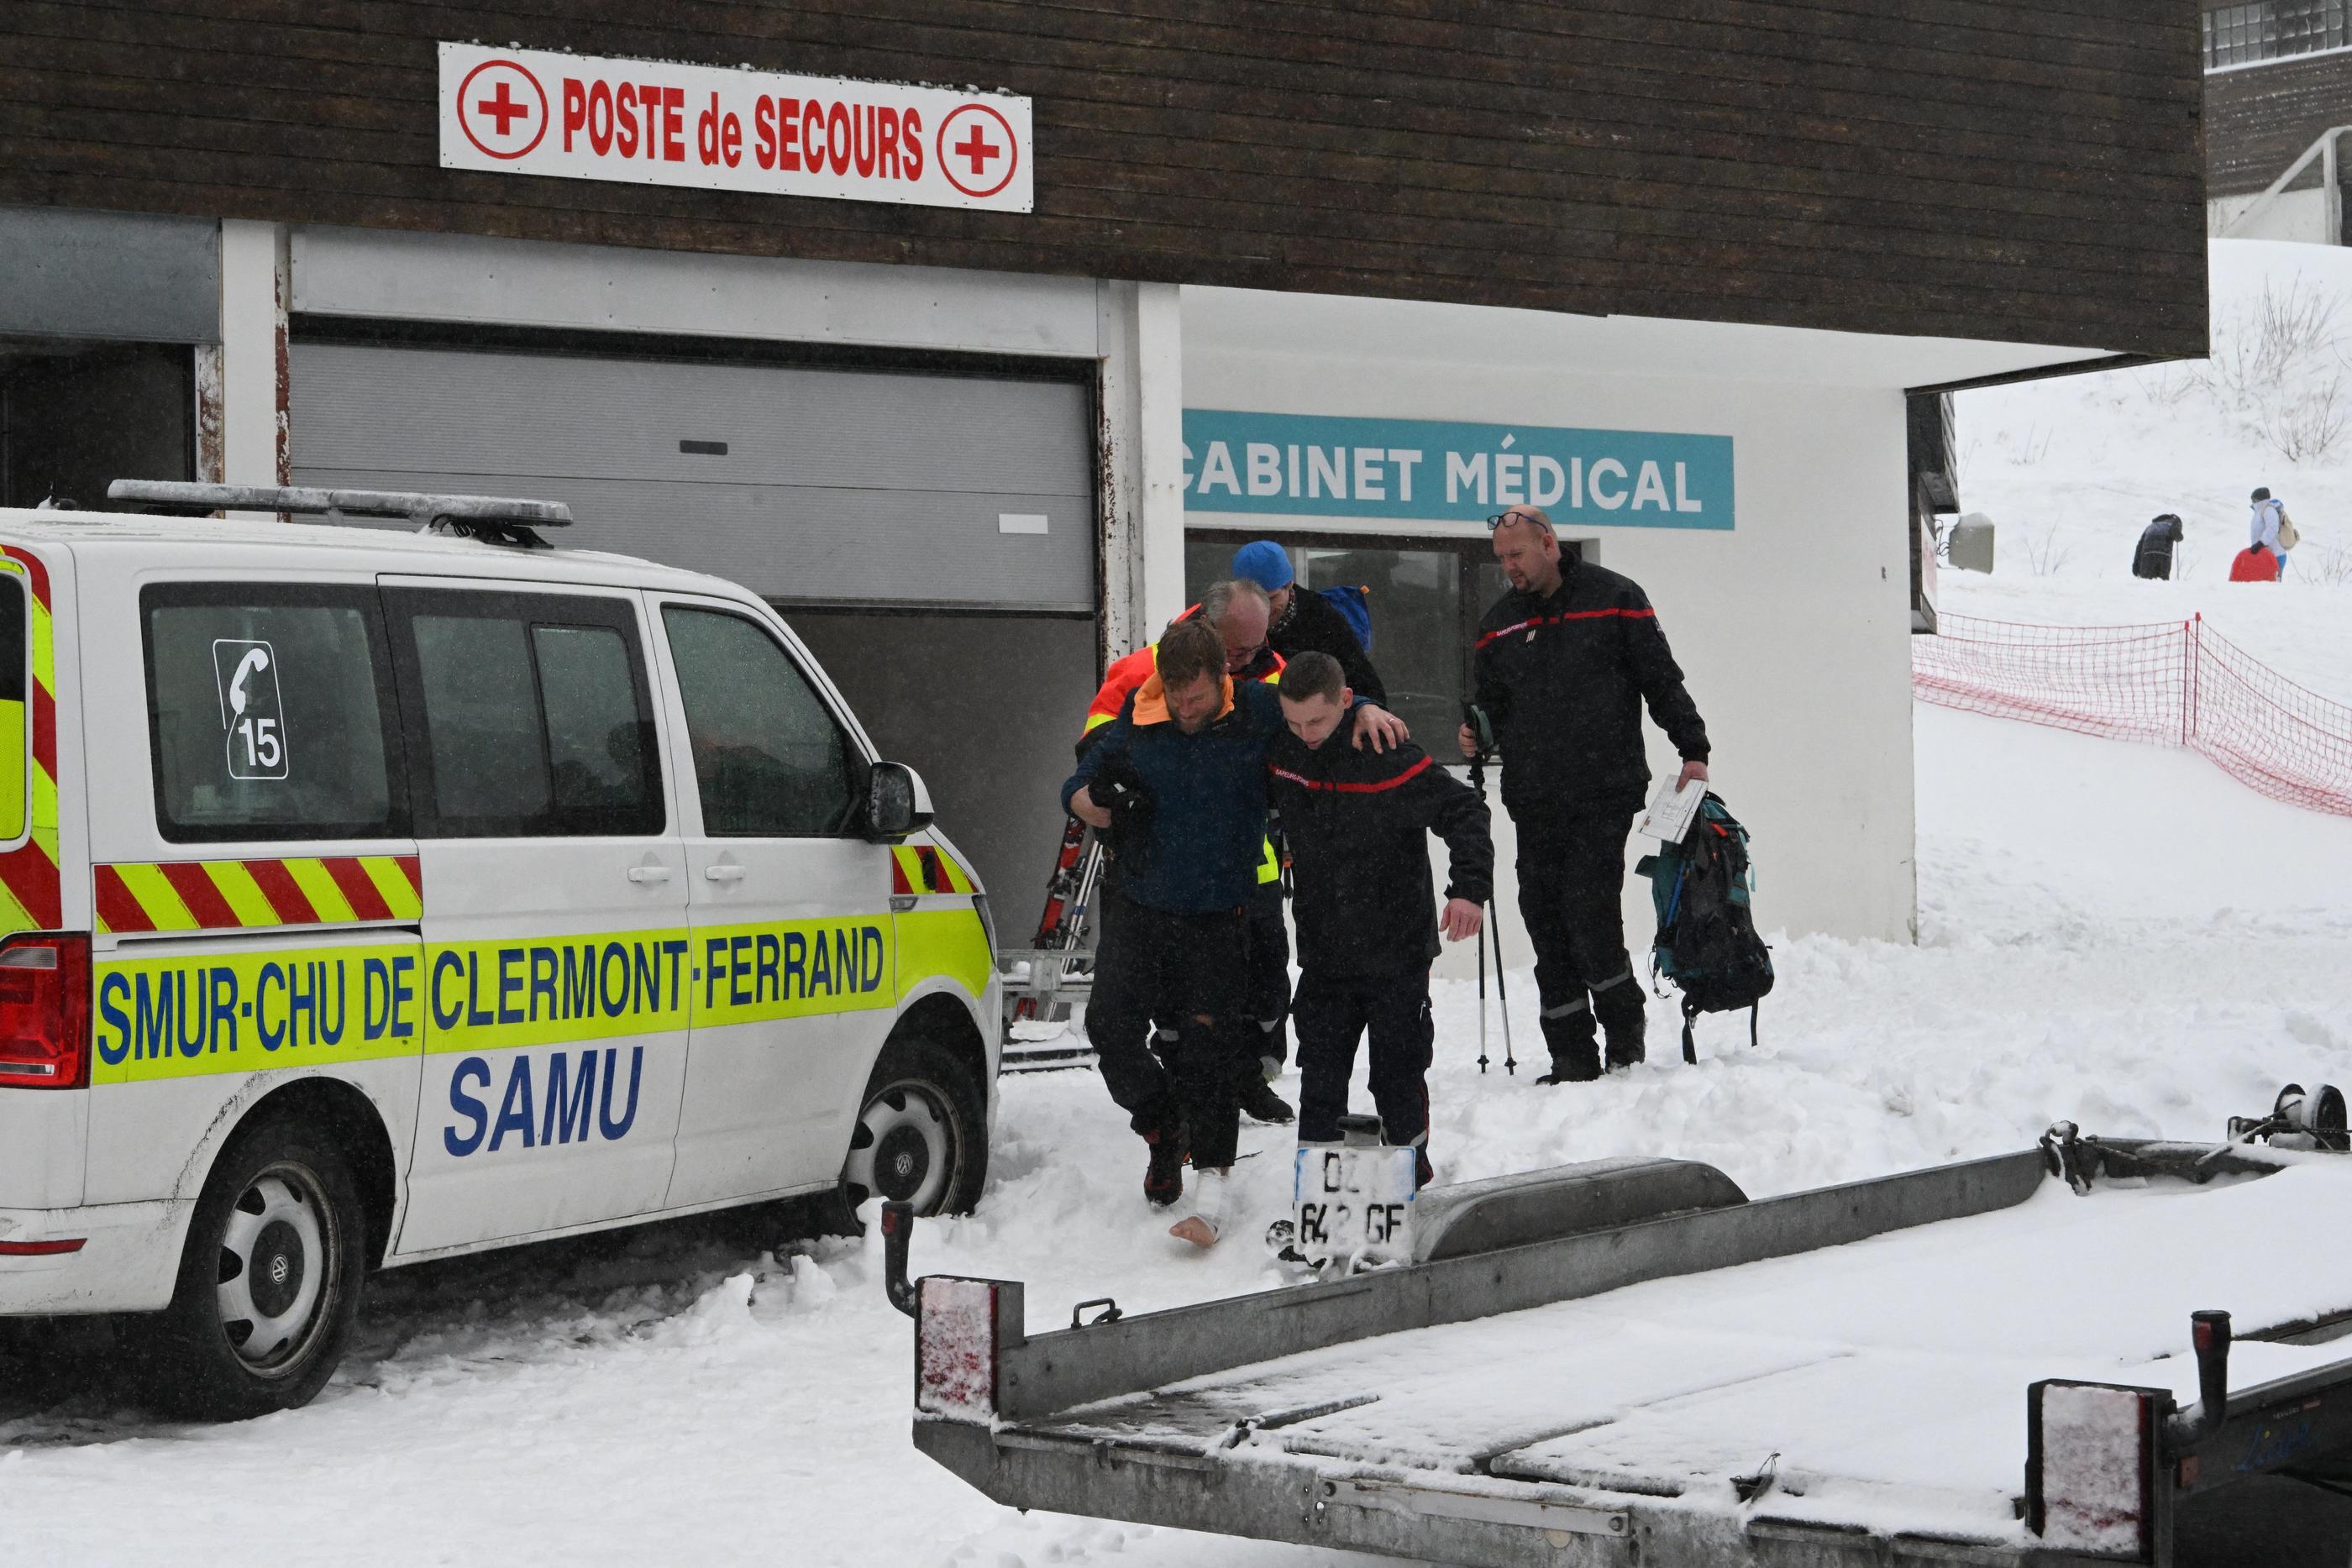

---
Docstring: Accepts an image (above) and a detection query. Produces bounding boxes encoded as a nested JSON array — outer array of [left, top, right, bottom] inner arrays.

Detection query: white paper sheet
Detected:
[[1638, 777, 1707, 842]]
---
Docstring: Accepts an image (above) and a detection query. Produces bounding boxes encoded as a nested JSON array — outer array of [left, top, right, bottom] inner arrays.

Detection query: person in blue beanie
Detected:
[[1231, 541, 1386, 705]]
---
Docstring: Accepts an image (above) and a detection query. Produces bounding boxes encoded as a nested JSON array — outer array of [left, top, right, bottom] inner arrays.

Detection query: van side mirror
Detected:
[[865, 762, 933, 842]]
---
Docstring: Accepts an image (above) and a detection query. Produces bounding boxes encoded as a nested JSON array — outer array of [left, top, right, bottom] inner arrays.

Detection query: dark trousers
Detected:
[[1240, 883, 1291, 1076], [1515, 810, 1644, 1072], [1087, 888, 1248, 1169], [1293, 968, 1433, 1148]]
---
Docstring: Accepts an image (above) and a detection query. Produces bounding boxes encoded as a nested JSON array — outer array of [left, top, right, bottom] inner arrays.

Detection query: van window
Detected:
[[662, 606, 858, 836], [0, 567, 25, 844], [142, 585, 402, 842], [387, 590, 660, 839], [410, 615, 549, 822]]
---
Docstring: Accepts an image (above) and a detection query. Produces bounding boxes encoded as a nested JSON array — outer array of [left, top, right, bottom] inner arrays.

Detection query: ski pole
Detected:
[[1489, 905, 1515, 1075], [1475, 889, 1490, 1074], [1461, 702, 1509, 1075]]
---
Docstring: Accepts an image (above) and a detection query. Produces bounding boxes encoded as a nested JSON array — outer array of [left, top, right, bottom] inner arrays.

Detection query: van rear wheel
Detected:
[[144, 1115, 366, 1420], [839, 1036, 986, 1220]]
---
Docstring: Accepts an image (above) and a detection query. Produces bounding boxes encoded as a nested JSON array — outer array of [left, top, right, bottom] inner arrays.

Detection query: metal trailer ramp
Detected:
[[910, 1144, 2352, 1567]]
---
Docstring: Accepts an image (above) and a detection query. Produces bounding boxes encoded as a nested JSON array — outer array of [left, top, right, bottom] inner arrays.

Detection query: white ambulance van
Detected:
[[0, 484, 999, 1419]]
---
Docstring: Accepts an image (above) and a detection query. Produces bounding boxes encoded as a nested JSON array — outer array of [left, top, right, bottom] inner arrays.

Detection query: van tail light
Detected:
[[916, 1275, 1025, 1423], [0, 934, 92, 1090], [2027, 1379, 2161, 1562]]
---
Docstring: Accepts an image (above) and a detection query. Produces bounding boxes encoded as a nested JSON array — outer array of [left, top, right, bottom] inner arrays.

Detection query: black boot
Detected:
[[1604, 1014, 1647, 1071], [1595, 973, 1647, 1072], [1239, 1076, 1294, 1125], [1237, 1050, 1293, 1124], [1534, 1004, 1601, 1084], [1137, 1104, 1187, 1207]]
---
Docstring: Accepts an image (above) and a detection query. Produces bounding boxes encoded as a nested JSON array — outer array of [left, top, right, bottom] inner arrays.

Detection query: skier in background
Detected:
[[2131, 513, 2183, 580], [2250, 486, 2291, 579]]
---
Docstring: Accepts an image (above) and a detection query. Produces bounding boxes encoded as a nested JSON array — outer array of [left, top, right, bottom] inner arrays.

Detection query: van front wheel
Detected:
[[839, 1037, 985, 1219], [146, 1116, 367, 1420]]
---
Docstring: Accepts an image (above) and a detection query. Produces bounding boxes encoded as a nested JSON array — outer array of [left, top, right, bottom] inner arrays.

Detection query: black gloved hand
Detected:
[[1094, 757, 1156, 873]]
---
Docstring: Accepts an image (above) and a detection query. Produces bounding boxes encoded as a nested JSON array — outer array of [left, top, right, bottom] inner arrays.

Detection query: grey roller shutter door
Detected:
[[289, 343, 1094, 611]]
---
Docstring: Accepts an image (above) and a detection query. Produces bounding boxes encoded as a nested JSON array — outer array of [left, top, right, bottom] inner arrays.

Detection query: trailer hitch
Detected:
[[2040, 1121, 2097, 1193], [2165, 1310, 2233, 1450], [881, 1199, 918, 1319]]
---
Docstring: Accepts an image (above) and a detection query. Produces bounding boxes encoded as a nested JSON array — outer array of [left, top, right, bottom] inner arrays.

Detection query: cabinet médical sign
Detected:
[[1183, 411, 1735, 530]]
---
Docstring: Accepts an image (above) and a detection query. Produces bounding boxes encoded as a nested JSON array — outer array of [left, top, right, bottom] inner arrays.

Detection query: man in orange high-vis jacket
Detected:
[[1079, 580, 1415, 1127], [1083, 581, 1283, 742]]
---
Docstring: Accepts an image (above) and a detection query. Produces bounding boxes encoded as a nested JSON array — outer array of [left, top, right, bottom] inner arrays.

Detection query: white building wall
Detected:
[[1182, 316, 1919, 967], [2210, 186, 2336, 244]]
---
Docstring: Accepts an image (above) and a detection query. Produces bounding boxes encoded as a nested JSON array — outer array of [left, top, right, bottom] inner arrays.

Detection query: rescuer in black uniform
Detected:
[[1270, 652, 1490, 1188], [1458, 506, 1712, 1083]]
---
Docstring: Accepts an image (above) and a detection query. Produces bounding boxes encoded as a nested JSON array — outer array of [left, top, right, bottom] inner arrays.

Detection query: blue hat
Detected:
[[1231, 540, 1294, 592]]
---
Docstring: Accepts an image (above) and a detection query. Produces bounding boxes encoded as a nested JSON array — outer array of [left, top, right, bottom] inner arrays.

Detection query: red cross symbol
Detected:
[[935, 103, 1020, 199], [454, 58, 549, 160], [953, 123, 1001, 178], [477, 79, 531, 137]]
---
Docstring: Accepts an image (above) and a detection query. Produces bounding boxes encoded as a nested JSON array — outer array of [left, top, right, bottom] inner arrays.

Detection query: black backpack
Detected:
[[1635, 794, 1774, 1064]]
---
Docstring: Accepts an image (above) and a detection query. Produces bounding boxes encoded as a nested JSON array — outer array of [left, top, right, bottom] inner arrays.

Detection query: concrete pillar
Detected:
[[1132, 282, 1187, 637], [216, 220, 287, 512], [1097, 280, 1185, 659]]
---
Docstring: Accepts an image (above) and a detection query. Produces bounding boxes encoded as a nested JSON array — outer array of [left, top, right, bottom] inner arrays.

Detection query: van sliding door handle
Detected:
[[627, 865, 674, 884], [704, 864, 747, 883]]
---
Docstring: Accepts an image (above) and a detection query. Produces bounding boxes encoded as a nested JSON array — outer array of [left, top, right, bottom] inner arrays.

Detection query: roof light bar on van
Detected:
[[104, 481, 573, 548]]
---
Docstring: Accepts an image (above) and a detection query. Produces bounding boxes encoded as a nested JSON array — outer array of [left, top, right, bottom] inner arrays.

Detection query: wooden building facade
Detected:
[[8, 2, 2207, 353], [0, 3, 2209, 947]]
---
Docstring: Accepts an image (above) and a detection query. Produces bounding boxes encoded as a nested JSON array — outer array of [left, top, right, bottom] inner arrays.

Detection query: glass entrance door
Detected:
[[1184, 532, 1520, 745]]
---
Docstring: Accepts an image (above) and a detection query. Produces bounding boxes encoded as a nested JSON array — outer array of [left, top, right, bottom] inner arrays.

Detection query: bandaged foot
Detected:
[[1168, 1168, 1230, 1249]]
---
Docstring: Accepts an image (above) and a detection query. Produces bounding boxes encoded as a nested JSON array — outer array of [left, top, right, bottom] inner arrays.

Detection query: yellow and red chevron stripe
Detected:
[[891, 843, 974, 897], [0, 547, 60, 933], [95, 856, 423, 936]]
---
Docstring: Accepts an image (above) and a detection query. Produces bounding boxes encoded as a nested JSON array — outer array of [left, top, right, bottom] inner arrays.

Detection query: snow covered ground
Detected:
[[3, 705, 2348, 1566], [5, 239, 2351, 1565]]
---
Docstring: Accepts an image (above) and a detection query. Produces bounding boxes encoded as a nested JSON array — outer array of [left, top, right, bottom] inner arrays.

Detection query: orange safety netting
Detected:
[[1914, 613, 2352, 817]]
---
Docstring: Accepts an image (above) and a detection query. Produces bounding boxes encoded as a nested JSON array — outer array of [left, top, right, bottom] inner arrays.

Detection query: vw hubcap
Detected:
[[215, 1167, 331, 1371], [843, 1083, 954, 1213]]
